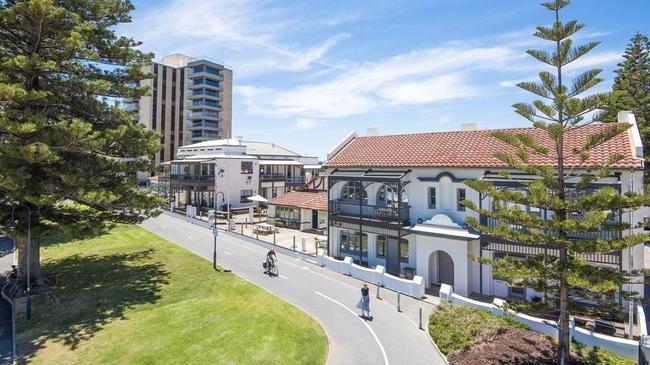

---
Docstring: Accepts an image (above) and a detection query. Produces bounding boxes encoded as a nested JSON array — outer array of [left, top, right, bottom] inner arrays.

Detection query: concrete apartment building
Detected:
[[323, 111, 646, 304], [131, 53, 233, 165]]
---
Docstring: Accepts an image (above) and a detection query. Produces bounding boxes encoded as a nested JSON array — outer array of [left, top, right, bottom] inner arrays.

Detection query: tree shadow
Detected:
[[16, 248, 169, 363]]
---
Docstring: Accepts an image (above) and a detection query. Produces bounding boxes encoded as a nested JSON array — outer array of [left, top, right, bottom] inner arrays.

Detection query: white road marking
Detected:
[[279, 274, 289, 280], [315, 291, 390, 365], [302, 266, 309, 270], [224, 251, 232, 255]]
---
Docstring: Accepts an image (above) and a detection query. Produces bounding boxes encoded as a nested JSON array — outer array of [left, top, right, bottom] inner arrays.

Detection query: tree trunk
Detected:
[[557, 249, 571, 365], [15, 236, 46, 288]]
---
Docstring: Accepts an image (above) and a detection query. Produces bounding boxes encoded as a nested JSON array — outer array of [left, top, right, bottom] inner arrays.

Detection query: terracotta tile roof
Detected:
[[325, 124, 643, 169], [268, 191, 328, 211]]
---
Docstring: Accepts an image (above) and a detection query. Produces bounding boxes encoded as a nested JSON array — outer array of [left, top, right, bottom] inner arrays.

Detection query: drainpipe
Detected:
[[628, 169, 634, 339]]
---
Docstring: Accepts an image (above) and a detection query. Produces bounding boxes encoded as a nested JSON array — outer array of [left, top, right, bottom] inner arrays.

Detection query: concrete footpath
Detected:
[[142, 213, 447, 365]]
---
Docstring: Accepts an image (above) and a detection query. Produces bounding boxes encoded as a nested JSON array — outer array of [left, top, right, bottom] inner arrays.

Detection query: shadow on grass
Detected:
[[17, 248, 169, 363]]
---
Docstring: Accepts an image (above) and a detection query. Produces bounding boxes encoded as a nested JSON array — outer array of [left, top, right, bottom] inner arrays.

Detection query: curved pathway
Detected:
[[142, 214, 446, 365]]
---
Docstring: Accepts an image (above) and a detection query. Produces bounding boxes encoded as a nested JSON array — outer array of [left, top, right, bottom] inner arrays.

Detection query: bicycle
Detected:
[[263, 258, 279, 277]]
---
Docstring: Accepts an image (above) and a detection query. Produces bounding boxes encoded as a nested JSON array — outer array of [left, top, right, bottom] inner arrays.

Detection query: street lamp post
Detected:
[[213, 191, 224, 271], [8, 204, 32, 320], [212, 223, 219, 271]]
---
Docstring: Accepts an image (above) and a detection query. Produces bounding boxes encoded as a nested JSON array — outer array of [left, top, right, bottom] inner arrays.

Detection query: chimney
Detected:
[[367, 127, 379, 136], [460, 123, 478, 131], [618, 111, 643, 158]]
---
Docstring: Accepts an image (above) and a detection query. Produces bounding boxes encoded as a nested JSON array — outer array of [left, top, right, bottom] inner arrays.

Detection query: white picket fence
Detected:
[[439, 284, 646, 361], [316, 250, 425, 298]]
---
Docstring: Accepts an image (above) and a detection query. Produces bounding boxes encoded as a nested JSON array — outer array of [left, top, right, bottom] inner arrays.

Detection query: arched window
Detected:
[[341, 182, 367, 203], [376, 184, 408, 207]]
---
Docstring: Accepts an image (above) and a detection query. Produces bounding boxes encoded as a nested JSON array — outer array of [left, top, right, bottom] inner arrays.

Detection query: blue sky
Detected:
[[123, 0, 649, 160]]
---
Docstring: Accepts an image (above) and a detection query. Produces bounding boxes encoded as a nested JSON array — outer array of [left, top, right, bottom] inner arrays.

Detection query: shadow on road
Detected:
[[16, 249, 169, 363]]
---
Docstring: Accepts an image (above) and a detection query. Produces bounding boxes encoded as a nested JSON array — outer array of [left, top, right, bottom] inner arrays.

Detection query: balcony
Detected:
[[189, 90, 221, 99], [190, 66, 223, 79], [286, 176, 305, 185], [189, 121, 221, 131], [261, 173, 286, 182], [189, 71, 223, 81], [123, 102, 139, 111], [189, 101, 221, 110], [188, 111, 221, 120], [482, 216, 621, 242], [331, 201, 410, 222], [167, 174, 215, 184], [190, 79, 221, 89]]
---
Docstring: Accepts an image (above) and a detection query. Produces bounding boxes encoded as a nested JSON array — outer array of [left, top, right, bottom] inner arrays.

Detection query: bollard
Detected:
[[314, 240, 318, 255], [293, 236, 296, 251], [256, 231, 259, 240], [241, 224, 243, 235], [273, 232, 276, 244], [397, 292, 401, 312], [419, 308, 423, 330], [376, 284, 380, 299]]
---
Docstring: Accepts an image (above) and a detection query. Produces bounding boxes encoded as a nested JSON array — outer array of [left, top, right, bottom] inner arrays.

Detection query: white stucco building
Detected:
[[324, 112, 646, 302], [158, 138, 318, 211]]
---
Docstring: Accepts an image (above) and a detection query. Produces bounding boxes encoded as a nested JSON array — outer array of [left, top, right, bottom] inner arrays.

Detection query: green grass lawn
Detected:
[[428, 303, 634, 365], [16, 225, 328, 365]]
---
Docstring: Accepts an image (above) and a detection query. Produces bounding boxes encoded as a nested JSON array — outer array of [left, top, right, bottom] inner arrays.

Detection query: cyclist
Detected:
[[265, 249, 277, 273]]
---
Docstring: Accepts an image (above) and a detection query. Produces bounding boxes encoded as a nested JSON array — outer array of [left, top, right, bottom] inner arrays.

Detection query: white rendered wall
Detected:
[[214, 158, 259, 209]]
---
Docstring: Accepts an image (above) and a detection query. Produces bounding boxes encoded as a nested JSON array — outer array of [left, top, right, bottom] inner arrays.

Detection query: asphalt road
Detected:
[[141, 214, 446, 365]]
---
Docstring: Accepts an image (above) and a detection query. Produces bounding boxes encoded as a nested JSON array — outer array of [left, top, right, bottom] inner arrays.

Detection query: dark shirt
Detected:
[[361, 287, 369, 297]]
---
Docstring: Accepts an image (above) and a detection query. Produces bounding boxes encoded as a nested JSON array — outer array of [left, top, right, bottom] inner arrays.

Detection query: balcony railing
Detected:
[[167, 174, 215, 183], [191, 90, 220, 98], [331, 201, 410, 222], [261, 173, 286, 182], [188, 111, 221, 120], [286, 176, 305, 184], [483, 216, 621, 241], [191, 101, 220, 108], [192, 79, 220, 88]]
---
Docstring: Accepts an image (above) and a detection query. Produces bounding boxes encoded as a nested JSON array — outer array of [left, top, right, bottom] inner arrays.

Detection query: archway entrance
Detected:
[[428, 250, 454, 287]]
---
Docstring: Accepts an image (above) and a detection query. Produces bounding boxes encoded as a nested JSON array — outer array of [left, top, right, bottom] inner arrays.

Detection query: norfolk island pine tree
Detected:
[[462, 1, 650, 364], [600, 32, 650, 180], [0, 0, 164, 287]]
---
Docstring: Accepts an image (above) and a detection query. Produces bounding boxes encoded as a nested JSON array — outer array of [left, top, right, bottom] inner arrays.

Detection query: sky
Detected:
[[122, 0, 650, 160]]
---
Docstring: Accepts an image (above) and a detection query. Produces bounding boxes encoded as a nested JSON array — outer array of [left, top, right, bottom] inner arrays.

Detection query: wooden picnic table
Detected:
[[253, 223, 278, 235]]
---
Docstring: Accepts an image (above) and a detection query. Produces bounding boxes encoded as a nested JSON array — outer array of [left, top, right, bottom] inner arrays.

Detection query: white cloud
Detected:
[[379, 74, 474, 105], [123, 0, 346, 76], [292, 118, 320, 130], [564, 51, 622, 71], [236, 46, 520, 119]]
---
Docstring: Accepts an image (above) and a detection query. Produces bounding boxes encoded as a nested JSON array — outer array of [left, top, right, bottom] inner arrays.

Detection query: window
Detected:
[[529, 205, 541, 216], [276, 206, 299, 220], [457, 188, 466, 211], [428, 187, 436, 209], [241, 161, 253, 174], [376, 184, 408, 208], [341, 182, 367, 203], [240, 189, 253, 203], [339, 231, 368, 257], [400, 238, 409, 262], [376, 235, 386, 258]]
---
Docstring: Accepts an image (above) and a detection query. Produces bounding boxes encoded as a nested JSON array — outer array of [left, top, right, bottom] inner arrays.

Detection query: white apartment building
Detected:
[[159, 138, 318, 211], [324, 112, 646, 303], [130, 53, 233, 165]]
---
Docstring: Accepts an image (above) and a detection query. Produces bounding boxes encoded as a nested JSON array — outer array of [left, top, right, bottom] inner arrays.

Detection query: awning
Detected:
[[259, 160, 303, 166], [408, 224, 479, 240], [247, 195, 268, 203]]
